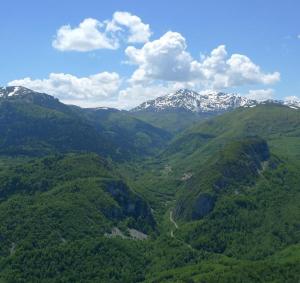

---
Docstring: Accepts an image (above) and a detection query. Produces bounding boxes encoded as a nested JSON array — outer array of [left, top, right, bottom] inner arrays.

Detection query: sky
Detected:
[[1, 0, 300, 109]]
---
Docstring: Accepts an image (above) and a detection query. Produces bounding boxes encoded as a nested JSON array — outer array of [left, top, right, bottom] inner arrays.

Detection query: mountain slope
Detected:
[[175, 137, 271, 220], [132, 110, 212, 134], [0, 87, 299, 282], [149, 104, 300, 261], [0, 86, 171, 159], [126, 104, 300, 267], [131, 88, 300, 133], [163, 103, 300, 172], [130, 89, 257, 133], [76, 106, 172, 157], [0, 153, 156, 282]]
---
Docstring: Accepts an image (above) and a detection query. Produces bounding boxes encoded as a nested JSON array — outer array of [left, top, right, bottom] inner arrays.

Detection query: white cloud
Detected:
[[53, 12, 151, 52], [125, 31, 198, 82], [246, 88, 274, 101], [225, 54, 280, 87], [52, 18, 118, 51], [118, 83, 172, 109], [11, 25, 282, 109], [194, 45, 280, 88], [107, 11, 151, 43], [125, 31, 280, 89], [8, 72, 121, 106]]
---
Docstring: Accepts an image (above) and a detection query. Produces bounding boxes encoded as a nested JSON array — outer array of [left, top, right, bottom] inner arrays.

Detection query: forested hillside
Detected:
[[0, 88, 299, 282]]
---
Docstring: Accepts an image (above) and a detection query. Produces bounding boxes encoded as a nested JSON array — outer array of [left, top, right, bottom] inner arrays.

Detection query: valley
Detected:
[[0, 86, 298, 282]]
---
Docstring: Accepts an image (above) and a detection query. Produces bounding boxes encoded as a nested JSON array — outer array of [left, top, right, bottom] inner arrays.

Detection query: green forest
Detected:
[[0, 90, 299, 282]]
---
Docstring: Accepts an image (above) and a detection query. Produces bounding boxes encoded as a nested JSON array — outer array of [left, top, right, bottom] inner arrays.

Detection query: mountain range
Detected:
[[131, 88, 300, 113], [0, 85, 299, 282], [130, 88, 300, 133]]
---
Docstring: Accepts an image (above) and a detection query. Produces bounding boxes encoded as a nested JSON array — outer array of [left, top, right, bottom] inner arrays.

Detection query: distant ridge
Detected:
[[131, 88, 300, 113]]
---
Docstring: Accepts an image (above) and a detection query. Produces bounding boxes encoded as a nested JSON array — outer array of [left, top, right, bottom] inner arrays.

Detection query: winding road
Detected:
[[169, 210, 193, 250], [169, 210, 178, 237]]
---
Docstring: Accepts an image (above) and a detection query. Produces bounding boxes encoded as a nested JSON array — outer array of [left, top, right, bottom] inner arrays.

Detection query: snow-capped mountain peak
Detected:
[[0, 86, 60, 103], [131, 89, 257, 113], [283, 96, 300, 109], [0, 86, 34, 97]]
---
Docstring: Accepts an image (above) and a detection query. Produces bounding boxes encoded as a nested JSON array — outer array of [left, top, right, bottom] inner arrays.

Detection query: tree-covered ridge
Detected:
[[0, 90, 171, 159], [0, 153, 155, 258], [175, 137, 271, 220], [0, 96, 299, 282], [124, 104, 300, 282], [175, 149, 300, 258]]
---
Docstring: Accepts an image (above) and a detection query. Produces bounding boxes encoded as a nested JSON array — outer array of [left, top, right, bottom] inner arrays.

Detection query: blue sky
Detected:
[[1, 0, 299, 108]]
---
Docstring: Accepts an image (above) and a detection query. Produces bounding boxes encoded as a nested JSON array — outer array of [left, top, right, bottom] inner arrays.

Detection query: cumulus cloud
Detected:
[[225, 54, 280, 86], [12, 23, 282, 109], [117, 83, 172, 109], [125, 31, 280, 89], [246, 88, 274, 101], [52, 18, 118, 51], [107, 11, 152, 43], [53, 12, 151, 52], [8, 72, 121, 106], [125, 32, 197, 82]]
